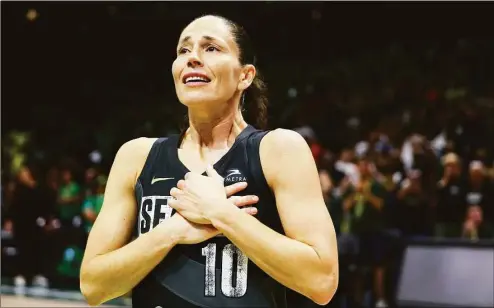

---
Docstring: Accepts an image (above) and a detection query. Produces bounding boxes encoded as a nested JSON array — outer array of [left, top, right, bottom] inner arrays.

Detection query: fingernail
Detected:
[[252, 196, 259, 201]]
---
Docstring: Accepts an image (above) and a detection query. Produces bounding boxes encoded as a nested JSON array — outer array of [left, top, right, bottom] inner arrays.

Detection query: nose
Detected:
[[187, 50, 203, 68]]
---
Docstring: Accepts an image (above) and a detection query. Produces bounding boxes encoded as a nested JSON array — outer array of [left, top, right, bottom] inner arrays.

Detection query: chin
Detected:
[[179, 93, 217, 107]]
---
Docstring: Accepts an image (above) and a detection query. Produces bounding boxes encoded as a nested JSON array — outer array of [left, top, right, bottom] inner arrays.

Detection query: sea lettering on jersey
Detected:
[[139, 195, 173, 235]]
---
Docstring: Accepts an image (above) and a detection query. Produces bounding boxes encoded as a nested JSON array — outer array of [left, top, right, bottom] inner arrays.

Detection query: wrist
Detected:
[[208, 200, 239, 229], [155, 216, 182, 246]]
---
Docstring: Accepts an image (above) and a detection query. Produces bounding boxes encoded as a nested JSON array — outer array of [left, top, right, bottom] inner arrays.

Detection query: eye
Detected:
[[205, 45, 219, 52], [178, 47, 189, 54]]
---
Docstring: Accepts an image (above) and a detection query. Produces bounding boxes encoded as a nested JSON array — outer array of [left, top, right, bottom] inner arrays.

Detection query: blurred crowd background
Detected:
[[1, 2, 493, 308]]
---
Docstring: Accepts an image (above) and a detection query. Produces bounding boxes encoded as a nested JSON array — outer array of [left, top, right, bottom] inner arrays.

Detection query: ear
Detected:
[[237, 64, 256, 91]]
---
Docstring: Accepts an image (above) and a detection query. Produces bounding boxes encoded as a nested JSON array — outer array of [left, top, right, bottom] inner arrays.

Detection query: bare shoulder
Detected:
[[118, 137, 158, 159], [259, 129, 315, 186], [260, 128, 309, 154], [112, 137, 159, 183]]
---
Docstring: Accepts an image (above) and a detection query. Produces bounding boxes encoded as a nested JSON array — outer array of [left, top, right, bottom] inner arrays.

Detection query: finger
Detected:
[[225, 182, 248, 197], [206, 165, 223, 181], [184, 172, 192, 180], [241, 207, 258, 216], [168, 198, 178, 209], [170, 187, 183, 198], [229, 195, 259, 207], [177, 179, 186, 190]]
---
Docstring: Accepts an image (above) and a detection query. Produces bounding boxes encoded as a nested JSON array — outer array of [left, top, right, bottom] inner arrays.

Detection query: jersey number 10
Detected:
[[202, 243, 248, 298]]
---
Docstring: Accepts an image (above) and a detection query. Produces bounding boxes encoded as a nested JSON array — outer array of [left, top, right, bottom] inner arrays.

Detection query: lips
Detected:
[[182, 72, 211, 84]]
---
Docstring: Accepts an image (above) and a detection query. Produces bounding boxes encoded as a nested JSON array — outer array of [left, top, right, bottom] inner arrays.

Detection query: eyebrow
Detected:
[[179, 35, 216, 46]]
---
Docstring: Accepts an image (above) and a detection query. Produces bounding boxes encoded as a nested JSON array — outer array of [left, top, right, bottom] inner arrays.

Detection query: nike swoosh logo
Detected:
[[151, 177, 174, 184]]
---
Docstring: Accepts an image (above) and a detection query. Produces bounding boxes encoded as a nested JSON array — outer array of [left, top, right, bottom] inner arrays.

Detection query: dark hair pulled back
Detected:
[[220, 16, 268, 129]]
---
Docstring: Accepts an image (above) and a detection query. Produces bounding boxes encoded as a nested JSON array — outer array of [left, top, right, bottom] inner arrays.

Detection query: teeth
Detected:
[[185, 76, 209, 83]]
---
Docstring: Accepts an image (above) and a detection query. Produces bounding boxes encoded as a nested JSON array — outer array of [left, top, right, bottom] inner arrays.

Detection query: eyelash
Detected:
[[205, 45, 219, 52], [178, 45, 219, 54]]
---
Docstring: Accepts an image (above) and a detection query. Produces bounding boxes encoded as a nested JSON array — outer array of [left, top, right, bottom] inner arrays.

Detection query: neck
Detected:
[[185, 98, 248, 149]]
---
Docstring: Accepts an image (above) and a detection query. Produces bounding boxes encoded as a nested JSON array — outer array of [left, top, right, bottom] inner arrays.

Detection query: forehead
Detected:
[[179, 16, 235, 46]]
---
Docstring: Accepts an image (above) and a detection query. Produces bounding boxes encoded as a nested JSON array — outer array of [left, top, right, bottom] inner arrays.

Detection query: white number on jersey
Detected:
[[201, 243, 249, 297]]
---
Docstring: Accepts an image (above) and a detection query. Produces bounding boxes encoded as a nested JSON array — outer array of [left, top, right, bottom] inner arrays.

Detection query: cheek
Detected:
[[211, 59, 240, 90], [220, 70, 241, 94], [171, 59, 183, 83]]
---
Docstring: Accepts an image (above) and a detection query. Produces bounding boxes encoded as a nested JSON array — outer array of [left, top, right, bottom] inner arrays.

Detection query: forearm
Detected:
[[210, 205, 336, 304], [80, 223, 178, 305]]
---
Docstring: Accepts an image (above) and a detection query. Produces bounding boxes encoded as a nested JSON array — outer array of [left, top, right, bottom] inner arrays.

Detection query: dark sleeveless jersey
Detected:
[[132, 125, 288, 308]]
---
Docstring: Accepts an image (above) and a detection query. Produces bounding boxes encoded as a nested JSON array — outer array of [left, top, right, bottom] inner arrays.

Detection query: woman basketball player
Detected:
[[80, 15, 338, 308]]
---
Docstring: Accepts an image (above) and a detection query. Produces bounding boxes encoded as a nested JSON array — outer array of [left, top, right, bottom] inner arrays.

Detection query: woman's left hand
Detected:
[[169, 165, 257, 224]]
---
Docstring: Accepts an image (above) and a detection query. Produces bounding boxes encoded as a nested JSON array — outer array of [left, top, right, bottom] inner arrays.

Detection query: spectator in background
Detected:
[[343, 158, 388, 308], [397, 170, 429, 237], [354, 131, 384, 162], [373, 143, 403, 190], [53, 167, 84, 280], [1, 175, 16, 229], [57, 168, 82, 227], [335, 148, 359, 186], [319, 166, 333, 204], [45, 167, 60, 209], [435, 153, 466, 238], [1, 173, 16, 213], [401, 134, 436, 189], [83, 167, 99, 198], [51, 168, 86, 290], [489, 161, 494, 180], [462, 205, 493, 240], [295, 125, 324, 164], [1, 173, 18, 279], [82, 175, 107, 235], [53, 230, 86, 290], [42, 166, 63, 283], [465, 161, 493, 227], [9, 166, 50, 288]]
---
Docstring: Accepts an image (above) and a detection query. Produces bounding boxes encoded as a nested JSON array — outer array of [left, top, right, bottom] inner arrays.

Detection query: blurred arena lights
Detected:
[[26, 9, 38, 22]]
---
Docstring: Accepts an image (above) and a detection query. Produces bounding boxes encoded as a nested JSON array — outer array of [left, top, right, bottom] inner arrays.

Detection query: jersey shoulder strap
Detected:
[[137, 137, 169, 183], [245, 129, 271, 191]]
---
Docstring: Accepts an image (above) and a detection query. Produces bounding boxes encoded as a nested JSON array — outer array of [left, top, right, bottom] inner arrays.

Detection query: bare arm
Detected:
[[210, 130, 338, 305], [80, 138, 181, 305]]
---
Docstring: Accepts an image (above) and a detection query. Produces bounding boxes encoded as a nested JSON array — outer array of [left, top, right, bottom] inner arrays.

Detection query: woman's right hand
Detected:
[[172, 181, 258, 245]]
